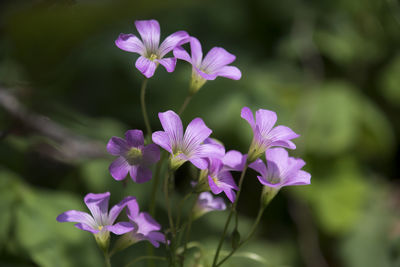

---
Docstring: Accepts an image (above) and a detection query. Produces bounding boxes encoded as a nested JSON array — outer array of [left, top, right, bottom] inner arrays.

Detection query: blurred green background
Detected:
[[1, 0, 400, 266]]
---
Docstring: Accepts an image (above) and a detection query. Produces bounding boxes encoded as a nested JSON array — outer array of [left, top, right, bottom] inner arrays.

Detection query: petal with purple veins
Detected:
[[134, 166, 152, 183], [158, 110, 183, 149], [135, 56, 157, 78], [142, 144, 160, 165], [109, 157, 130, 181], [135, 20, 160, 53], [157, 57, 177, 73], [107, 137, 129, 156], [152, 131, 172, 154], [115, 33, 145, 55], [106, 222, 135, 235], [84, 192, 110, 226], [201, 47, 236, 74], [241, 107, 256, 130], [255, 109, 278, 136], [183, 118, 212, 152], [189, 37, 203, 67], [108, 196, 136, 224], [125, 130, 144, 148], [173, 46, 192, 62], [215, 66, 241, 80], [158, 31, 189, 57]]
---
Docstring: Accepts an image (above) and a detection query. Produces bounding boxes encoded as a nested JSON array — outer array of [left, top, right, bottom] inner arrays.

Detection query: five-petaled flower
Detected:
[[249, 148, 311, 204], [56, 192, 135, 247], [206, 150, 245, 203], [115, 19, 189, 78], [241, 107, 300, 162], [107, 129, 160, 183], [114, 198, 165, 250], [174, 37, 241, 94], [194, 192, 226, 219], [152, 110, 224, 170]]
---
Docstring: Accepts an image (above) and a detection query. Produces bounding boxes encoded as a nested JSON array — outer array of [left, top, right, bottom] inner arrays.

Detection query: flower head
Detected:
[[107, 129, 160, 183], [173, 37, 241, 94], [194, 192, 226, 219], [241, 107, 300, 162], [120, 198, 165, 248], [152, 110, 224, 170], [115, 19, 189, 78], [249, 148, 311, 204], [56, 192, 135, 246]]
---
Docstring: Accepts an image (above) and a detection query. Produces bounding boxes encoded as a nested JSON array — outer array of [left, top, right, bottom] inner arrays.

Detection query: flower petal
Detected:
[[193, 66, 218, 80], [284, 170, 311, 186], [126, 197, 140, 220], [241, 107, 256, 130], [266, 148, 289, 178], [146, 231, 166, 247], [223, 150, 246, 171], [183, 118, 212, 152], [189, 157, 208, 170], [215, 66, 241, 80], [109, 157, 130, 181], [135, 212, 161, 235], [157, 57, 177, 72], [57, 210, 96, 228], [133, 166, 152, 183], [208, 176, 223, 194], [201, 47, 236, 74], [125, 130, 144, 148], [135, 56, 157, 78], [268, 126, 300, 145], [84, 192, 110, 226], [189, 37, 203, 67], [255, 109, 277, 136], [115, 33, 145, 55], [158, 110, 183, 150], [249, 158, 268, 177], [142, 144, 160, 165], [106, 222, 134, 235], [107, 137, 129, 156], [223, 188, 236, 203], [173, 46, 192, 62], [152, 131, 172, 154], [135, 20, 160, 53], [108, 196, 136, 224], [270, 140, 297, 149], [75, 223, 99, 233], [194, 143, 225, 160], [158, 30, 189, 57]]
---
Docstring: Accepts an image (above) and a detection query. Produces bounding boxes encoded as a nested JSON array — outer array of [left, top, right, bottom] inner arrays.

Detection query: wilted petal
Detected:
[[157, 57, 177, 72], [108, 196, 136, 224], [135, 20, 160, 53], [115, 33, 145, 55], [152, 131, 172, 154], [135, 56, 157, 78], [106, 222, 134, 235], [158, 110, 183, 149], [158, 30, 189, 57], [215, 66, 241, 80], [125, 130, 144, 148], [241, 107, 256, 130], [201, 47, 236, 74], [109, 157, 130, 181], [84, 192, 110, 226], [107, 137, 129, 156]]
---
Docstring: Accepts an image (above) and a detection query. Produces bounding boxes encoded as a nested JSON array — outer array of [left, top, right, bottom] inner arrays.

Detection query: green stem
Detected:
[[103, 251, 111, 267], [178, 93, 193, 116], [215, 205, 266, 266], [140, 78, 152, 137], [182, 193, 199, 262], [176, 191, 194, 228], [149, 152, 166, 216], [212, 163, 248, 266], [164, 169, 177, 265], [124, 256, 166, 267]]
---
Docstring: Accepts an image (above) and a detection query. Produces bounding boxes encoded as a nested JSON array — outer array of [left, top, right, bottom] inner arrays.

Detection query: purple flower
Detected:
[[120, 198, 165, 248], [115, 19, 189, 78], [173, 37, 241, 94], [194, 192, 226, 219], [241, 107, 300, 162], [152, 110, 224, 170], [56, 192, 135, 241], [107, 130, 160, 183], [249, 148, 311, 189]]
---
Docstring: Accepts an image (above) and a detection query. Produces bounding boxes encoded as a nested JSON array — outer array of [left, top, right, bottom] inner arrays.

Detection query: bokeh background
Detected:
[[1, 0, 400, 266]]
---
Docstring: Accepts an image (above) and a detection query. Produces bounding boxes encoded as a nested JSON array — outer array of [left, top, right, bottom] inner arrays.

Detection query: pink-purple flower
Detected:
[[115, 19, 189, 78], [56, 192, 134, 238], [107, 130, 160, 183], [249, 148, 311, 189], [119, 198, 165, 248], [241, 107, 300, 162], [194, 192, 226, 219], [173, 37, 241, 93], [152, 110, 224, 170]]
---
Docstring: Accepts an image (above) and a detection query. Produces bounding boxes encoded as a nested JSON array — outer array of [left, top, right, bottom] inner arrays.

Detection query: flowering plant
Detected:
[[57, 19, 311, 267]]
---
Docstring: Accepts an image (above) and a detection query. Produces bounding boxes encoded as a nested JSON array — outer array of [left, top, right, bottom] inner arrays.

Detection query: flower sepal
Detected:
[[111, 233, 138, 254], [261, 186, 279, 207], [189, 70, 207, 95], [95, 230, 110, 252]]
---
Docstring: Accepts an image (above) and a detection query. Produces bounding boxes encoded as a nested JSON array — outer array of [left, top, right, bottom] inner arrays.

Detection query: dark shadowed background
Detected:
[[1, 0, 400, 266]]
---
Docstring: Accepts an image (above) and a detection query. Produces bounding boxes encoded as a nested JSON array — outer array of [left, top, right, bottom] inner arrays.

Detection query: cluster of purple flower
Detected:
[[57, 19, 311, 264]]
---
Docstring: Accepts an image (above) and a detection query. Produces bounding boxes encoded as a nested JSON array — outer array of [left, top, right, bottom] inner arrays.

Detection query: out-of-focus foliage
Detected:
[[1, 0, 400, 266]]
